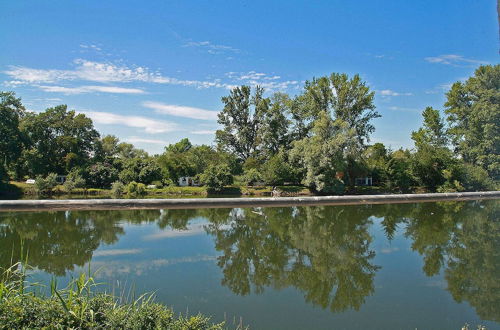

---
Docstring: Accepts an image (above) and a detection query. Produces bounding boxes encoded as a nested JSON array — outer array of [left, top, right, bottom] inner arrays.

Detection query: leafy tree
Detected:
[[364, 143, 389, 185], [445, 64, 500, 180], [410, 107, 455, 191], [261, 151, 295, 185], [386, 149, 414, 192], [290, 111, 353, 194], [258, 92, 292, 156], [19, 105, 99, 176], [110, 181, 125, 196], [63, 170, 86, 193], [242, 168, 263, 186], [86, 162, 119, 188], [199, 164, 233, 192], [34, 173, 58, 194], [216, 86, 269, 160], [0, 92, 25, 178], [119, 158, 161, 184]]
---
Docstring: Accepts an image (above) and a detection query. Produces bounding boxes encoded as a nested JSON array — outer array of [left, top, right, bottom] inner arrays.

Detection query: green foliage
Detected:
[[216, 85, 269, 160], [199, 164, 233, 192], [110, 181, 125, 196], [0, 265, 224, 329], [63, 170, 86, 193], [261, 151, 295, 185], [19, 105, 99, 177], [126, 181, 138, 195], [86, 162, 119, 189], [136, 183, 146, 195], [119, 157, 161, 184], [459, 164, 497, 191], [242, 168, 263, 186], [445, 64, 500, 180], [0, 92, 24, 174], [34, 173, 58, 194], [385, 150, 414, 192]]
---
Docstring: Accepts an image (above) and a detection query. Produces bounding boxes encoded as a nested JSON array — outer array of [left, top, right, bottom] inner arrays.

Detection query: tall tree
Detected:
[[19, 105, 99, 176], [216, 86, 269, 160], [0, 92, 25, 178], [445, 64, 500, 180]]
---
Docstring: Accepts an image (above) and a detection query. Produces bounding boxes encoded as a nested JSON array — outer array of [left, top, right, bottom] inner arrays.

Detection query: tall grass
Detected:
[[0, 262, 227, 329]]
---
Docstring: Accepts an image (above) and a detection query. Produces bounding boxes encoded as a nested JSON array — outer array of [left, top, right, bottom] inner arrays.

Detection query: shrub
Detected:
[[460, 164, 497, 191], [243, 168, 262, 186], [126, 181, 138, 194], [34, 173, 58, 194], [136, 183, 146, 195], [199, 164, 233, 192], [0, 265, 224, 329], [63, 171, 86, 193], [110, 181, 125, 196]]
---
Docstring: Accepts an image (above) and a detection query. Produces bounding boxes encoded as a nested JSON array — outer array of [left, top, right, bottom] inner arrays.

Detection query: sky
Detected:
[[1, 0, 498, 155]]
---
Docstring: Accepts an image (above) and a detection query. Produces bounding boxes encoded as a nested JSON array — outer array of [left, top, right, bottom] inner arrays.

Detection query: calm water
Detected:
[[1, 200, 499, 329]]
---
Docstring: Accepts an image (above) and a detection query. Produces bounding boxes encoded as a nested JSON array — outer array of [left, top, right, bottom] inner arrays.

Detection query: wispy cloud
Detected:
[[79, 44, 102, 52], [82, 110, 178, 134], [424, 54, 488, 66], [142, 101, 218, 121], [93, 249, 142, 257], [226, 71, 299, 91], [183, 40, 240, 54], [190, 130, 216, 135], [38, 85, 145, 94], [388, 106, 419, 112], [379, 89, 413, 97], [124, 137, 168, 145]]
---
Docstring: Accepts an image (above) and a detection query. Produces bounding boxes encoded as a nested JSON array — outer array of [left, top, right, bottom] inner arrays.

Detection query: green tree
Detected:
[[119, 157, 162, 184], [411, 107, 456, 191], [216, 86, 269, 160], [63, 170, 86, 193], [19, 105, 99, 176], [386, 149, 414, 192], [0, 92, 25, 178], [199, 164, 233, 192], [445, 64, 500, 180]]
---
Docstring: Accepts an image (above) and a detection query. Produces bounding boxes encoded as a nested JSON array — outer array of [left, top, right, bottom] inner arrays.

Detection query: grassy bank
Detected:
[[0, 264, 226, 329], [3, 181, 312, 198]]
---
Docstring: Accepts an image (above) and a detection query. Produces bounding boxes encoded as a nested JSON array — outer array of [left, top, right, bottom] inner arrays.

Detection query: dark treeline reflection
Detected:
[[0, 201, 498, 320]]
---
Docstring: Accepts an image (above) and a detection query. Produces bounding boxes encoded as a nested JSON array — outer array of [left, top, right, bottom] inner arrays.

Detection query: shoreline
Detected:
[[0, 191, 499, 212]]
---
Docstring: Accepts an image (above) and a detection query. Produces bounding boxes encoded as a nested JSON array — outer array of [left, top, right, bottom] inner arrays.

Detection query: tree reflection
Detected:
[[206, 205, 380, 312], [400, 200, 500, 322]]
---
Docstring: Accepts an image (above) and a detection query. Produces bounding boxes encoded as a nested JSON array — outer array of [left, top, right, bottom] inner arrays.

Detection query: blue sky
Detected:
[[1, 0, 498, 154]]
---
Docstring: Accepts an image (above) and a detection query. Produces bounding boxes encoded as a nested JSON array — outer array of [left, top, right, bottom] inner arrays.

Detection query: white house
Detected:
[[178, 176, 199, 187]]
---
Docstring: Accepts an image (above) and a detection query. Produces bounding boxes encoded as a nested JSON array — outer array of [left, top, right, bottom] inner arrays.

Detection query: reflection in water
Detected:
[[0, 201, 498, 322]]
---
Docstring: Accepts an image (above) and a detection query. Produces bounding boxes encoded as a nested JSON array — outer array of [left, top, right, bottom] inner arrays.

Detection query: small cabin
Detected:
[[355, 177, 373, 186], [178, 176, 199, 187]]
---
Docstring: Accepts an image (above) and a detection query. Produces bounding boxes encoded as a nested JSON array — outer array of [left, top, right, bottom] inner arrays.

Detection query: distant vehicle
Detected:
[[25, 179, 36, 184]]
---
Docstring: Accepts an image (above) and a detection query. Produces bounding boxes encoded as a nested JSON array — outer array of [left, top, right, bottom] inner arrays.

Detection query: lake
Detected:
[[0, 200, 498, 329]]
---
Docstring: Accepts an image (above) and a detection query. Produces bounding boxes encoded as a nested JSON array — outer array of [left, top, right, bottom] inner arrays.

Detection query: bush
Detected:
[[261, 152, 294, 185], [460, 164, 497, 191], [243, 168, 263, 186], [63, 170, 86, 193], [34, 173, 58, 194], [0, 265, 224, 329], [110, 181, 125, 196], [199, 165, 233, 192], [136, 183, 146, 195], [126, 181, 138, 194]]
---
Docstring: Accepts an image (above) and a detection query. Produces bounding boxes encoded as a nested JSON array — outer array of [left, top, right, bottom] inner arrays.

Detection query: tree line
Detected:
[[0, 64, 498, 194]]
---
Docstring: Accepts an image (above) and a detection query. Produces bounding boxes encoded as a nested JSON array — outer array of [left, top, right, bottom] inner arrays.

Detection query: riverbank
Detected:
[[0, 191, 498, 212], [1, 181, 312, 198]]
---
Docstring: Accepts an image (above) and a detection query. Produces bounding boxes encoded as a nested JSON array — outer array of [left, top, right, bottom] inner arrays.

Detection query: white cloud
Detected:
[[183, 40, 240, 54], [38, 85, 146, 94], [93, 249, 142, 257], [190, 130, 216, 135], [143, 101, 218, 121], [225, 71, 298, 91], [424, 54, 488, 66], [379, 89, 413, 97], [82, 110, 178, 134], [388, 106, 419, 112], [124, 137, 168, 145], [79, 44, 102, 51]]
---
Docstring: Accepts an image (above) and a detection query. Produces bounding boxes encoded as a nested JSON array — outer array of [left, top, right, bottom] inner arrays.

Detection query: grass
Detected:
[[5, 181, 313, 198], [0, 262, 229, 329]]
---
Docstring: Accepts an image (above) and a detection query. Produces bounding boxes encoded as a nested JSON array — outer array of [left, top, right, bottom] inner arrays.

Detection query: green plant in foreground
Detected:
[[0, 263, 225, 329]]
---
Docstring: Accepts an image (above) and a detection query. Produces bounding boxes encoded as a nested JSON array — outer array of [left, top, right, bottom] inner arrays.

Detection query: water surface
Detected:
[[1, 200, 498, 329]]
